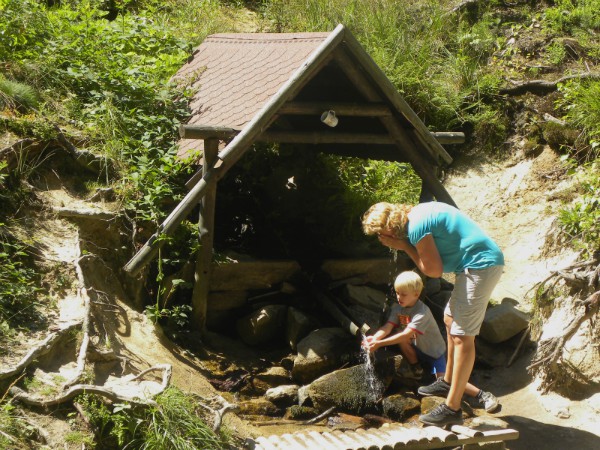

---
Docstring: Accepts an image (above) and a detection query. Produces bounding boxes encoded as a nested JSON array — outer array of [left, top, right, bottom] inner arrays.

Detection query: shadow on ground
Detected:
[[502, 415, 600, 450]]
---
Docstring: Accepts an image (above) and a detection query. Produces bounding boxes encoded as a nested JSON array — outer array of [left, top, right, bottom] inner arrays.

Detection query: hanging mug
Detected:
[[320, 110, 338, 127]]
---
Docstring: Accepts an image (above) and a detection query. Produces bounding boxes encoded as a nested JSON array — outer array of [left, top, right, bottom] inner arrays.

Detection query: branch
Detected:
[[194, 394, 239, 432]]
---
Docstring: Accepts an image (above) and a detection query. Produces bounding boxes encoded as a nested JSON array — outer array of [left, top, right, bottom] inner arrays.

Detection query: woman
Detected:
[[362, 201, 504, 426]]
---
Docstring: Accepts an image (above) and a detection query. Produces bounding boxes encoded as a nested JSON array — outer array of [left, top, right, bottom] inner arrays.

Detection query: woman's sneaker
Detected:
[[418, 378, 451, 397], [476, 390, 499, 413], [419, 403, 463, 427]]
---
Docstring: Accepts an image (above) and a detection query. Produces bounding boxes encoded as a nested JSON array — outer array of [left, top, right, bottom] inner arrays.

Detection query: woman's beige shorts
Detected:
[[444, 266, 504, 336]]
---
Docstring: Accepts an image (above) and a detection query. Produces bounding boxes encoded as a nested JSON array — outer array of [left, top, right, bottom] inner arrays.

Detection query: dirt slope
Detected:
[[443, 147, 600, 449]]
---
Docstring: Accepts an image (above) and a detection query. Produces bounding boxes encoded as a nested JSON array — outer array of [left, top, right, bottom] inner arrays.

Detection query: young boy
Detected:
[[363, 271, 499, 416]]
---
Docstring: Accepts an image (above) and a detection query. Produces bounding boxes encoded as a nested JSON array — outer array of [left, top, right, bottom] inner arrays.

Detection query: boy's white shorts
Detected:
[[444, 265, 503, 336]]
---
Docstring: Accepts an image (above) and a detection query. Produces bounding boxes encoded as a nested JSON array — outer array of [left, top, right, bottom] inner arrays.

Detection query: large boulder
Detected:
[[305, 355, 401, 415], [480, 298, 529, 344], [236, 304, 288, 346], [291, 327, 357, 384]]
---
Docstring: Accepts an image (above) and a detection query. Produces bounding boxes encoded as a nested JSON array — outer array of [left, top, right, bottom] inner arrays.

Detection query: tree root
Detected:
[[9, 363, 173, 407], [194, 394, 240, 433], [500, 72, 600, 96], [528, 291, 599, 388], [0, 321, 82, 381]]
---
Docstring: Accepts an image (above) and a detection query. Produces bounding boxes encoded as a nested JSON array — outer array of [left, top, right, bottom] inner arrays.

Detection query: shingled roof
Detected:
[[174, 32, 330, 157]]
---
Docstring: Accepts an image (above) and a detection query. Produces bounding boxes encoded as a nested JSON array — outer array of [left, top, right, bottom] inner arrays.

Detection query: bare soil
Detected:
[[443, 147, 600, 449]]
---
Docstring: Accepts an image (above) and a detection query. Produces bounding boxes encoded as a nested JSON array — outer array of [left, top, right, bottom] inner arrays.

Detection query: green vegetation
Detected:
[[76, 388, 230, 449]]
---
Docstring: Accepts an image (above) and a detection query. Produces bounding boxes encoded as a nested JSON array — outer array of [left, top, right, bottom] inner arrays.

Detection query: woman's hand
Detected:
[[378, 234, 411, 251]]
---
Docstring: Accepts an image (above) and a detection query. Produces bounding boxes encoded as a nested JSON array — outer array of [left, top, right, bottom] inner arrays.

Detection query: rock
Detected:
[[480, 299, 530, 344], [292, 327, 357, 384], [236, 304, 288, 346], [424, 290, 451, 323], [238, 398, 281, 417], [424, 277, 441, 296], [305, 356, 400, 415], [382, 394, 421, 421], [345, 303, 384, 332], [284, 405, 320, 420], [343, 284, 388, 313], [242, 366, 291, 395], [286, 307, 320, 351], [211, 259, 301, 291], [265, 384, 300, 405]]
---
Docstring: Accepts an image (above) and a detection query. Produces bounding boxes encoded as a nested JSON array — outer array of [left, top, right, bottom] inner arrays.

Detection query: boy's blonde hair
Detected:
[[394, 271, 423, 294], [362, 202, 412, 238]]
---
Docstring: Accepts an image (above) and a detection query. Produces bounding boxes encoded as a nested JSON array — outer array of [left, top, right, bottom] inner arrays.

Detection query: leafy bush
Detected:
[[558, 160, 600, 257], [0, 402, 36, 449], [0, 230, 41, 337]]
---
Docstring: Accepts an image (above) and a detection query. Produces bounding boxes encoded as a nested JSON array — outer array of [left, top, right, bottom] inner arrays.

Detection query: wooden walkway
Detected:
[[246, 424, 519, 450]]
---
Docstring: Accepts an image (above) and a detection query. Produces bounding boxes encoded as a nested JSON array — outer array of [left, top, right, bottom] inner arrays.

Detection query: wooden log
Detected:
[[123, 24, 346, 276], [191, 138, 218, 332], [318, 293, 362, 337], [450, 424, 483, 437]]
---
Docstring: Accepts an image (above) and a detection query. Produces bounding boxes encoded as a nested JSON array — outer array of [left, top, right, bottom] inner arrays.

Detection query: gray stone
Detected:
[[480, 300, 530, 344], [243, 366, 291, 395], [238, 398, 280, 417], [265, 384, 300, 405], [320, 257, 411, 286], [292, 327, 357, 384], [236, 304, 287, 346], [286, 307, 320, 351]]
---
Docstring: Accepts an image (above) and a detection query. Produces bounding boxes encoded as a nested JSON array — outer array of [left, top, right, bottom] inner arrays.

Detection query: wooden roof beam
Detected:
[[278, 102, 392, 116], [179, 124, 465, 144]]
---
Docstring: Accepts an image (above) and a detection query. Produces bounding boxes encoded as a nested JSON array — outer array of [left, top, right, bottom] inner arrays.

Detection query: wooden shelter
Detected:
[[124, 24, 462, 330]]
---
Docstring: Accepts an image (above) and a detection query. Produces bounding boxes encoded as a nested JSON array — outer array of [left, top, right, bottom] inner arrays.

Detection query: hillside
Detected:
[[1, 1, 599, 449]]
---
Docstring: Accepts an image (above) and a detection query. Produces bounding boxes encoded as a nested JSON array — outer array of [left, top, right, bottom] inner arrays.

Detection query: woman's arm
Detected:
[[378, 234, 443, 278]]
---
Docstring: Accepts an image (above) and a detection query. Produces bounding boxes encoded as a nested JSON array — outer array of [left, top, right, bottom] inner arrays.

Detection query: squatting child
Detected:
[[363, 271, 499, 413]]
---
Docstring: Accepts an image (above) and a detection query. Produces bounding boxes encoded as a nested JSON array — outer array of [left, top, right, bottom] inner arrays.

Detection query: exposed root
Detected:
[[0, 321, 82, 381]]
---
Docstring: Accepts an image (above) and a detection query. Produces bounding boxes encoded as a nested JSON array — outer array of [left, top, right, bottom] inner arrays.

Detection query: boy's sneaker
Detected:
[[418, 378, 451, 397], [476, 390, 499, 413], [419, 403, 463, 427]]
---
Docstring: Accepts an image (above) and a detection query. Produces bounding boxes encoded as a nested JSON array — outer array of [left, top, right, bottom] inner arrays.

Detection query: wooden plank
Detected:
[[450, 425, 483, 437], [123, 24, 346, 275]]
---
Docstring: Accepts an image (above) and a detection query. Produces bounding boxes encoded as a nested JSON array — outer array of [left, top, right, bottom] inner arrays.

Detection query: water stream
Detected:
[[360, 334, 384, 401]]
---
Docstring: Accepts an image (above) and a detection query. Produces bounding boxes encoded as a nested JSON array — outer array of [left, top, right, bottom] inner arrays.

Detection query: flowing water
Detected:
[[360, 334, 384, 401]]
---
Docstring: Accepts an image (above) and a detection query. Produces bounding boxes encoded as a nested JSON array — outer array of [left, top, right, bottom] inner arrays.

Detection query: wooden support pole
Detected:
[[123, 25, 346, 276], [333, 51, 457, 207], [190, 138, 218, 332]]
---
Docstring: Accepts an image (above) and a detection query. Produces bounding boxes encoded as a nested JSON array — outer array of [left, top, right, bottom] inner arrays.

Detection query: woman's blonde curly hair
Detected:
[[361, 202, 412, 238]]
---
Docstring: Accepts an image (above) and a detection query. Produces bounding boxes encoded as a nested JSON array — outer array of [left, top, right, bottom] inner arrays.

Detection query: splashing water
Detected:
[[360, 334, 383, 401]]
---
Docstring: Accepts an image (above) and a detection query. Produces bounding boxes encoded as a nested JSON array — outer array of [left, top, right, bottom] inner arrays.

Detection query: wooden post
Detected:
[[191, 138, 218, 332]]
